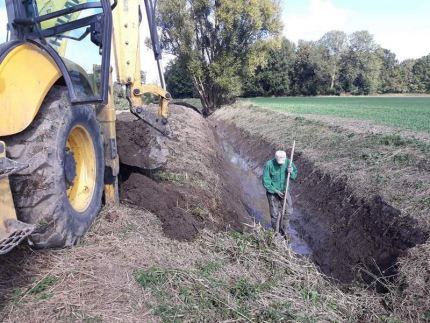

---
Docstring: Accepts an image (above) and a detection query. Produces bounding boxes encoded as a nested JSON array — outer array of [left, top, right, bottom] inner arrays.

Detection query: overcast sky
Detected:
[[283, 0, 430, 61]]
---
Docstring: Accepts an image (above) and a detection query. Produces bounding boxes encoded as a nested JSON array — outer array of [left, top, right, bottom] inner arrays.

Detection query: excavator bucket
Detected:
[[0, 141, 35, 255], [131, 106, 173, 138]]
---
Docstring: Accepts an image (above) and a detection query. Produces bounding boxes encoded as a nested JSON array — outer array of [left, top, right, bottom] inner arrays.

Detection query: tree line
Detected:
[[158, 1, 429, 115], [166, 30, 430, 99], [243, 31, 430, 97]]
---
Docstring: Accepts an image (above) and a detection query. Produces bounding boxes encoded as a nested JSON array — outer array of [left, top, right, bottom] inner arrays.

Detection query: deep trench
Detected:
[[216, 131, 312, 256], [117, 109, 428, 288], [213, 122, 428, 288]]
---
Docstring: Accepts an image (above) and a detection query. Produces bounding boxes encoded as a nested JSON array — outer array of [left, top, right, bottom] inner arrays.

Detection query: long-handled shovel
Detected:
[[276, 140, 296, 235]]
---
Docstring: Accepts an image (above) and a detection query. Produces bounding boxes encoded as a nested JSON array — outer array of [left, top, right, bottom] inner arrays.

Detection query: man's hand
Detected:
[[288, 166, 293, 174], [275, 190, 284, 198]]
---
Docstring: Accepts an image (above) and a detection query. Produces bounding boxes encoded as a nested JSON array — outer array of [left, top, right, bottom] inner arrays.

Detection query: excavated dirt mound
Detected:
[[116, 106, 251, 241], [120, 172, 204, 241]]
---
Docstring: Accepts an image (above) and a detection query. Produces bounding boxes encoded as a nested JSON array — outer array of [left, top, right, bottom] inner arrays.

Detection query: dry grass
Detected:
[[391, 240, 430, 321], [132, 227, 391, 322], [0, 205, 399, 322], [3, 202, 427, 321], [183, 227, 387, 322], [0, 206, 213, 322]]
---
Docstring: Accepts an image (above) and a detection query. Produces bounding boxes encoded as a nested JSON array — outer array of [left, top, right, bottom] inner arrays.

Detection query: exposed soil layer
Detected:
[[116, 113, 169, 170], [214, 121, 428, 283], [116, 106, 251, 242], [120, 171, 204, 241], [117, 104, 428, 284]]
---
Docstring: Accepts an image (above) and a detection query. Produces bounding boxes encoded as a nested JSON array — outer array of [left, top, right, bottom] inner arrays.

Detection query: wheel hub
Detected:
[[66, 126, 97, 213], [64, 148, 77, 189]]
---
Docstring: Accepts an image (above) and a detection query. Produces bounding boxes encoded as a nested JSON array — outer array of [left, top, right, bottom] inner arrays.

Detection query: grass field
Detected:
[[247, 97, 430, 133]]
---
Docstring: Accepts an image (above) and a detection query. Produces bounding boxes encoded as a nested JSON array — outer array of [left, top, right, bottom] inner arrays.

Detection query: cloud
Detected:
[[283, 0, 429, 60], [369, 25, 430, 61], [284, 0, 350, 43]]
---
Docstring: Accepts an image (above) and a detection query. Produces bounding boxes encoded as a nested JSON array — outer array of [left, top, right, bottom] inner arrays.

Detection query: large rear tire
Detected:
[[4, 86, 104, 248]]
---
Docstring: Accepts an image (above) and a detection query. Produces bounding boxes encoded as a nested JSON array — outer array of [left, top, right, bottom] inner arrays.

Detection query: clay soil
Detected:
[[116, 105, 251, 241]]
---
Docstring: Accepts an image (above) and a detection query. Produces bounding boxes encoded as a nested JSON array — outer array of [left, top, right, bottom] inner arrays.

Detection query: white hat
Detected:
[[275, 151, 287, 165]]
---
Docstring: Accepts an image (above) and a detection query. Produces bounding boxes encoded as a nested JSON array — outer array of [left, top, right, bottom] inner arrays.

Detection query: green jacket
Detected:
[[262, 158, 298, 194]]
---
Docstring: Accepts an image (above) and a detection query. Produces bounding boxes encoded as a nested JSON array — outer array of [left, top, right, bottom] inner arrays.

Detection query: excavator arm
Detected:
[[112, 0, 172, 137]]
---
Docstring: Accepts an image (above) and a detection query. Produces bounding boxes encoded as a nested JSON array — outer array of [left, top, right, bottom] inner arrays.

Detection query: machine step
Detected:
[[0, 219, 35, 255]]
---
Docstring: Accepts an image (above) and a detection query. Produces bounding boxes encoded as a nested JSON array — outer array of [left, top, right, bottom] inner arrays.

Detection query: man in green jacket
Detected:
[[262, 150, 298, 235]]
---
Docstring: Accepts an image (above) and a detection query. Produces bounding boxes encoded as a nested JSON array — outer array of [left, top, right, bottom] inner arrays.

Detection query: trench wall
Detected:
[[215, 121, 428, 283]]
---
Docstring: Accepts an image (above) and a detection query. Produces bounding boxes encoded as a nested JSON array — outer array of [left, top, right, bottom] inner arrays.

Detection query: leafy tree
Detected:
[[243, 37, 295, 97], [377, 48, 402, 93], [291, 41, 330, 96], [412, 54, 430, 93], [339, 31, 382, 94], [398, 59, 417, 92], [317, 31, 347, 93], [165, 57, 195, 99], [158, 0, 282, 115]]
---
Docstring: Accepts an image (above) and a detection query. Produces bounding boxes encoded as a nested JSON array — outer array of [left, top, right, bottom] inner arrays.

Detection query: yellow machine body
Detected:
[[0, 143, 17, 237], [97, 71, 120, 205], [0, 43, 61, 137], [0, 0, 168, 252]]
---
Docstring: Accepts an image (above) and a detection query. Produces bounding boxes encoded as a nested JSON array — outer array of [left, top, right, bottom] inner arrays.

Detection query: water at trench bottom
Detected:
[[220, 139, 312, 256]]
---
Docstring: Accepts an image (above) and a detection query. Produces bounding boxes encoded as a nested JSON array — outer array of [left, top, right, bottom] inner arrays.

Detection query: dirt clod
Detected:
[[117, 105, 250, 241], [117, 112, 169, 170], [120, 172, 203, 241]]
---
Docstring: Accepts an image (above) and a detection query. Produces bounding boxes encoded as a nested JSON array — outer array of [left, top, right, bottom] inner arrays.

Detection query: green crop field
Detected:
[[246, 97, 430, 133]]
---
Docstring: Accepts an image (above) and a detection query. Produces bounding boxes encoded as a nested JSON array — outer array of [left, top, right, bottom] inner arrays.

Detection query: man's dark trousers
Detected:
[[266, 191, 293, 235]]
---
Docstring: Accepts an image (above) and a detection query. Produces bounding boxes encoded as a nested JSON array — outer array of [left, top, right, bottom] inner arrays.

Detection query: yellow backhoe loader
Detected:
[[0, 0, 171, 254]]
